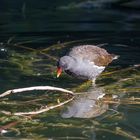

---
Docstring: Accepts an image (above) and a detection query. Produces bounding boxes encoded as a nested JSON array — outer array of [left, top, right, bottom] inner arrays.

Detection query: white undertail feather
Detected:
[[113, 55, 119, 60]]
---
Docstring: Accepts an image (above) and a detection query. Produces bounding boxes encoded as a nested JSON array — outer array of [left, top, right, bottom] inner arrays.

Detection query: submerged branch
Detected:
[[102, 97, 140, 105], [14, 96, 74, 116], [0, 86, 74, 116], [102, 64, 140, 76]]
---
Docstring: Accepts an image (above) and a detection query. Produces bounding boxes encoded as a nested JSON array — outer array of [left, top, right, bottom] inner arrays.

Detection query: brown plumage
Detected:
[[69, 45, 116, 66]]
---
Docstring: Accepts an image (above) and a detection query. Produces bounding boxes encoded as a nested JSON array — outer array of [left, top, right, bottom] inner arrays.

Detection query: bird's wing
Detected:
[[69, 45, 116, 66]]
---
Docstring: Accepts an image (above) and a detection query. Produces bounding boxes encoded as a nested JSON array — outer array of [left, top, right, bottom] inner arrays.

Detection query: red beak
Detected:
[[57, 67, 62, 78]]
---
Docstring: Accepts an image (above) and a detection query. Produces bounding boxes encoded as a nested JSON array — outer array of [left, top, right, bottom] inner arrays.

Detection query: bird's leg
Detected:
[[92, 78, 96, 87]]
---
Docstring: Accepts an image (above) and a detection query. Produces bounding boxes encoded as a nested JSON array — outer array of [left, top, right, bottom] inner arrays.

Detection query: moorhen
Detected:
[[57, 45, 118, 83]]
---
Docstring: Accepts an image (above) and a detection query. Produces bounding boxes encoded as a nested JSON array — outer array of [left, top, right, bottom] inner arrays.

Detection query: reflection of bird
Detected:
[[57, 45, 119, 83], [61, 87, 108, 118]]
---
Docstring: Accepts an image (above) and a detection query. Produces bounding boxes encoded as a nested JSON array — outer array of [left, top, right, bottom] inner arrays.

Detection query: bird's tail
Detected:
[[111, 54, 120, 60]]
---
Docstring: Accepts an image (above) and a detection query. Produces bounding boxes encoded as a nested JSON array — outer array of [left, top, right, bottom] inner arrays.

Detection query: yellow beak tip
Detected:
[[56, 67, 62, 78]]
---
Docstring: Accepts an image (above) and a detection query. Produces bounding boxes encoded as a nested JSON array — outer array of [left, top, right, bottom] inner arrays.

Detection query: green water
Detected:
[[0, 0, 140, 139]]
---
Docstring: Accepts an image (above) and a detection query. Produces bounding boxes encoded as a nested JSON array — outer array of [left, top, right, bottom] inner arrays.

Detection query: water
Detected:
[[0, 0, 140, 139]]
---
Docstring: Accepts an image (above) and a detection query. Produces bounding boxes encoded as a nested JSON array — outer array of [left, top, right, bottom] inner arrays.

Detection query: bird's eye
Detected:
[[61, 61, 69, 69]]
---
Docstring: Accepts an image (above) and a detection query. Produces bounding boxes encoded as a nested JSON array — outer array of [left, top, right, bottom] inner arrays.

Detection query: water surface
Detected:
[[0, 0, 140, 139]]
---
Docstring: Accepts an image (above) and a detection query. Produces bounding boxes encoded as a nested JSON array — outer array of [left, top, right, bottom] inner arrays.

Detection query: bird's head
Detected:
[[57, 56, 74, 78]]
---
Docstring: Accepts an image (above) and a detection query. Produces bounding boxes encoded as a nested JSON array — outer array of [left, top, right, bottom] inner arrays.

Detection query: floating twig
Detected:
[[0, 86, 74, 116], [0, 86, 74, 98]]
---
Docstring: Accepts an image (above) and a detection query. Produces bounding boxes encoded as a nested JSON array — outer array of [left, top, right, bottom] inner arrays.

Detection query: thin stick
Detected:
[[103, 98, 140, 105], [0, 121, 20, 133], [102, 64, 140, 76], [13, 43, 58, 61], [14, 96, 74, 116], [0, 86, 74, 116], [0, 86, 74, 98]]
